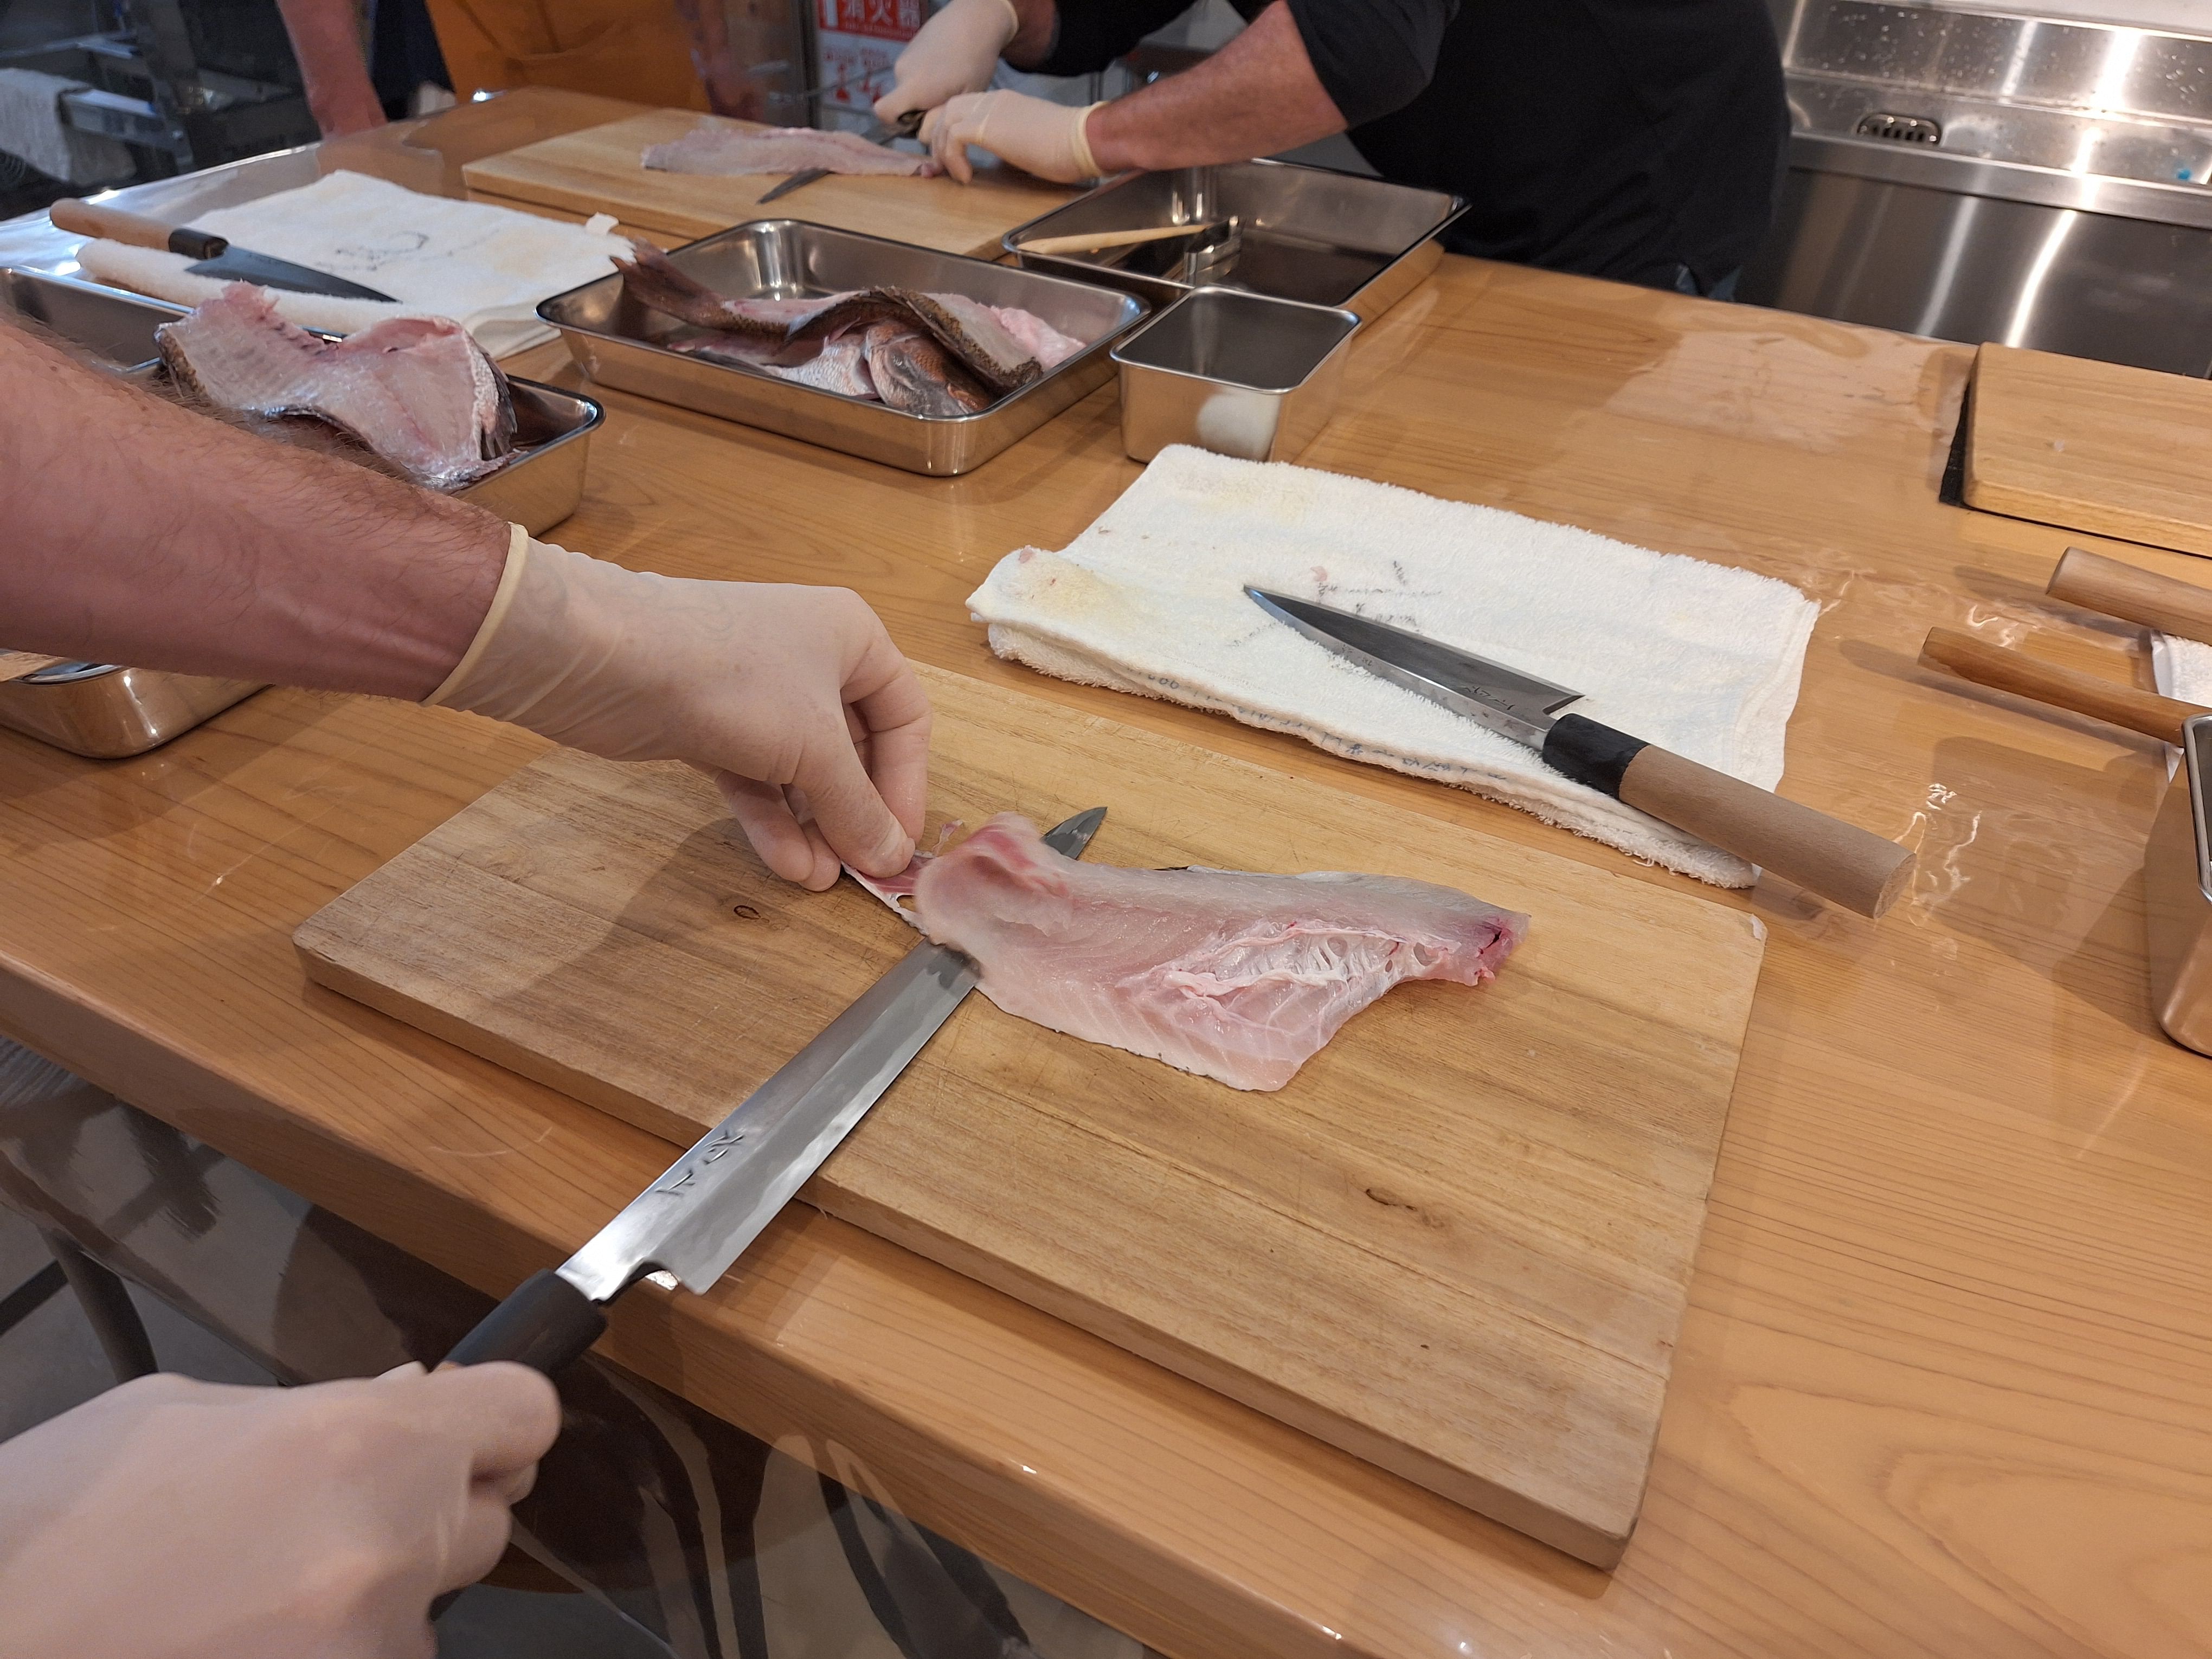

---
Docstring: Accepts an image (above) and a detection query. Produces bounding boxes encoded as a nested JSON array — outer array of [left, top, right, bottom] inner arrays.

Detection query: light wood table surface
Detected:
[[3, 242, 2208, 1656]]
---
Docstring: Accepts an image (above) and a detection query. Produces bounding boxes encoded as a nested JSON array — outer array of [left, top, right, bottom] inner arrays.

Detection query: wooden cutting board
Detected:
[[295, 665, 1766, 1567], [1964, 341, 2212, 556], [461, 109, 1077, 255]]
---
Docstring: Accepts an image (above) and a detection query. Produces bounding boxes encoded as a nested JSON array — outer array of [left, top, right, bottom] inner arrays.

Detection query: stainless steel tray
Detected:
[[1002, 160, 1465, 321], [537, 220, 1149, 477], [0, 659, 261, 760], [0, 269, 604, 758], [0, 269, 603, 535]]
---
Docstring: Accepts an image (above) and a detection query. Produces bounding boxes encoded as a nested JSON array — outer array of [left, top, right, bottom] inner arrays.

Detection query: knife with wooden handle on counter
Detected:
[[2047, 546, 2212, 646], [1246, 588, 1917, 918], [1920, 625, 2207, 744]]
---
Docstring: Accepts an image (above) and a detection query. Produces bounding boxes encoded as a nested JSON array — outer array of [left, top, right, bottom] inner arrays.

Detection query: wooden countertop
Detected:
[[4, 241, 2209, 1652]]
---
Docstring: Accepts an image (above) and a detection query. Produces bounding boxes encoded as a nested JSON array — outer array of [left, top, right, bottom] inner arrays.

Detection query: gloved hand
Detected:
[[0, 1363, 558, 1659], [872, 0, 1019, 125], [428, 532, 931, 892], [922, 89, 1103, 183]]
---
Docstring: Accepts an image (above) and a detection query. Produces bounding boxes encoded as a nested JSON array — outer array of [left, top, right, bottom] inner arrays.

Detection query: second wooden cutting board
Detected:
[[1964, 340, 2212, 556], [295, 665, 1766, 1567], [462, 108, 1076, 255]]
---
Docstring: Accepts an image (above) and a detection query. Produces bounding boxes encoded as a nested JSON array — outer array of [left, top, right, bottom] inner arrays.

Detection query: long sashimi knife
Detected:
[[442, 805, 1108, 1374], [758, 109, 925, 204], [1246, 588, 1914, 918]]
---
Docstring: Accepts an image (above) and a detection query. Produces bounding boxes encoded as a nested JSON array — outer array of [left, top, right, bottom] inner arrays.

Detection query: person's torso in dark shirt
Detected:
[[1039, 0, 1788, 290]]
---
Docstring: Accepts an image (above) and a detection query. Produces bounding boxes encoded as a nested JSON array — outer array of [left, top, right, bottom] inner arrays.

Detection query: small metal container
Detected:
[[536, 220, 1148, 477], [1004, 160, 1465, 321], [1111, 288, 1359, 464], [0, 269, 603, 758], [2145, 713, 2212, 1055]]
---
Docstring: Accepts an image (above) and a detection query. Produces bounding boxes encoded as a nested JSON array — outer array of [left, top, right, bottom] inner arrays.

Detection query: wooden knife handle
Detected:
[[49, 198, 224, 259], [2048, 546, 2212, 647], [1920, 625, 2207, 745], [1542, 713, 1915, 918], [1019, 223, 1218, 256]]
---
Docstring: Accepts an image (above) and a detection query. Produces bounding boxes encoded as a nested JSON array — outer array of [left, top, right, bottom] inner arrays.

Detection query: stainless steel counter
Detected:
[[1745, 0, 2212, 374]]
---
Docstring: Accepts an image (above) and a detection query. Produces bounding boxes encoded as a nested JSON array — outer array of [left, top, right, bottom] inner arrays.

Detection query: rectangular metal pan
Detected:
[[1002, 159, 1466, 322], [536, 220, 1149, 477], [0, 269, 602, 757]]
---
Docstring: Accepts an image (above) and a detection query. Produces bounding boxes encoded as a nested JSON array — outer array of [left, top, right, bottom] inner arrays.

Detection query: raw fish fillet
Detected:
[[156, 284, 514, 489], [643, 122, 937, 178], [615, 243, 1054, 395], [985, 304, 1082, 369], [899, 814, 1528, 1090]]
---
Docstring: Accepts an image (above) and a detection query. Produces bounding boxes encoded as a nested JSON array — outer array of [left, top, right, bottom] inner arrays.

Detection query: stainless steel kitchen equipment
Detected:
[[1111, 288, 1358, 463], [440, 806, 1110, 1375], [0, 269, 603, 758], [538, 220, 1147, 477], [1003, 159, 1464, 321], [2146, 715, 2212, 1053], [1745, 0, 2212, 375]]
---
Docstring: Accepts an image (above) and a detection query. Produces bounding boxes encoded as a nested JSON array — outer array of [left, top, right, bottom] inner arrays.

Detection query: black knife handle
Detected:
[[442, 1270, 608, 1374], [1542, 713, 1915, 918]]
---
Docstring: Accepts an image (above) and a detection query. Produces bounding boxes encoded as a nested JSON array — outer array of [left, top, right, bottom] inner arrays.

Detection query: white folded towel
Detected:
[[0, 69, 132, 186], [70, 170, 628, 355], [967, 446, 1821, 887]]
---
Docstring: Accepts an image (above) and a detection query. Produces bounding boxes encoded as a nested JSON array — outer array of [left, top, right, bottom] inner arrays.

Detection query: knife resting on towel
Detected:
[[1248, 588, 1914, 918]]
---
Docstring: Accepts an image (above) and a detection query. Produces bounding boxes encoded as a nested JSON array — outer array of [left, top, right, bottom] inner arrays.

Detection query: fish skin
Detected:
[[642, 122, 938, 178], [861, 322, 992, 417], [907, 814, 1528, 1091], [771, 332, 877, 398], [615, 245, 1049, 395], [155, 284, 514, 490]]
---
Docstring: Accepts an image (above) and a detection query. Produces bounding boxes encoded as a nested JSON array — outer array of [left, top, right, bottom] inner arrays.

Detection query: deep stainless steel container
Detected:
[[537, 220, 1148, 478], [1111, 288, 1359, 464], [0, 269, 603, 758], [1746, 0, 2212, 375], [2146, 713, 2212, 1054], [1003, 159, 1464, 322]]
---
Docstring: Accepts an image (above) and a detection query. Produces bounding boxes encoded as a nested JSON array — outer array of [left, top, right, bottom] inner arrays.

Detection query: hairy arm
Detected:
[[1051, 3, 1346, 172], [0, 321, 505, 698], [273, 0, 388, 137]]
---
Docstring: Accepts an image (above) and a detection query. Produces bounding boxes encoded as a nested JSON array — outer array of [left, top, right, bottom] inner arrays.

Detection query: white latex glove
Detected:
[[0, 1364, 558, 1659], [922, 89, 1103, 183], [872, 0, 1019, 124], [427, 532, 931, 892]]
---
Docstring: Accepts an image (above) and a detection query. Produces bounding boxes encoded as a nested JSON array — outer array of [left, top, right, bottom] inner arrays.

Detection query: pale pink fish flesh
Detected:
[[642, 123, 937, 178], [155, 284, 515, 490], [892, 814, 1528, 1091], [985, 304, 1083, 368]]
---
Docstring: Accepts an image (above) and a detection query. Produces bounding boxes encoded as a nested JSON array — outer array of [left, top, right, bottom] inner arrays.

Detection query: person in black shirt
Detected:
[[876, 0, 1786, 296]]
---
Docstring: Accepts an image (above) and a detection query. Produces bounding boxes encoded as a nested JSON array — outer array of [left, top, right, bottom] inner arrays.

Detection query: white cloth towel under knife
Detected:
[[71, 170, 629, 355], [967, 445, 1821, 887]]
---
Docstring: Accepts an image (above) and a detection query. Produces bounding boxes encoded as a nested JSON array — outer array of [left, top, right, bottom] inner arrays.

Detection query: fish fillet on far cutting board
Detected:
[[461, 109, 1076, 255], [294, 665, 1766, 1568]]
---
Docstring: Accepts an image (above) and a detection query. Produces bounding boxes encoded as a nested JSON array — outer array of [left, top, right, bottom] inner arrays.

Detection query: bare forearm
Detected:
[[273, 0, 386, 136], [0, 323, 505, 699], [1084, 3, 1345, 172]]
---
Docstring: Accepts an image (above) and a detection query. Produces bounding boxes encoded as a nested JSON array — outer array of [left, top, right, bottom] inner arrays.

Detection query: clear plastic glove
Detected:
[[871, 0, 1019, 125], [921, 89, 1103, 183], [428, 533, 931, 892], [0, 1364, 558, 1659]]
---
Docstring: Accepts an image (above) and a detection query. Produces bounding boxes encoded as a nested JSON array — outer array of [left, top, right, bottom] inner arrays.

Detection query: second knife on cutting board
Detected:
[[1248, 588, 1915, 918], [50, 197, 398, 301]]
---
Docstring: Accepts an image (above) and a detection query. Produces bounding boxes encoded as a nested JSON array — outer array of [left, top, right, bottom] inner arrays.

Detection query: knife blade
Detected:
[[50, 197, 398, 301], [757, 109, 925, 204], [440, 805, 1109, 1375], [1246, 587, 1915, 918]]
